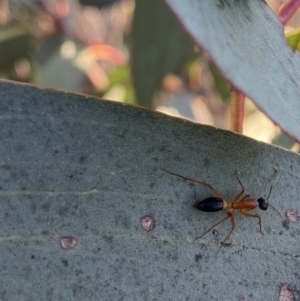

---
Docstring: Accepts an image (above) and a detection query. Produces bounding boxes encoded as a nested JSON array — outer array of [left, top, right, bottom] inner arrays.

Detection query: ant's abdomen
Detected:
[[194, 197, 224, 212]]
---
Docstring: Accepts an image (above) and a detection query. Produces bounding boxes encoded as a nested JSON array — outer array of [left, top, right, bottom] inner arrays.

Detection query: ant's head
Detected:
[[257, 197, 268, 210]]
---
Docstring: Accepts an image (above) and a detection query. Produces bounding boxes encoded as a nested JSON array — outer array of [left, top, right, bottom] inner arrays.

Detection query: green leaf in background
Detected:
[[286, 28, 300, 51], [131, 0, 196, 108], [106, 65, 136, 104], [0, 22, 33, 74]]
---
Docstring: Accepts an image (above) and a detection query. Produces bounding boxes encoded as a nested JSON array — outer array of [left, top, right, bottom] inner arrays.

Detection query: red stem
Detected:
[[230, 88, 245, 134], [278, 0, 300, 25]]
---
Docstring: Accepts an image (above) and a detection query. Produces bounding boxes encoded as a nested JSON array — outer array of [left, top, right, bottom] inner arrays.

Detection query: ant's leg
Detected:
[[194, 214, 231, 242], [265, 168, 282, 217], [241, 210, 263, 235], [235, 170, 245, 191], [232, 171, 246, 203], [162, 168, 224, 199], [220, 211, 236, 245], [237, 194, 250, 203], [214, 211, 236, 256]]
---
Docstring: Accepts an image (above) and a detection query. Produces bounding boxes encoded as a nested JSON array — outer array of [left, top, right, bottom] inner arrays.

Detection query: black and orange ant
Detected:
[[162, 168, 280, 252]]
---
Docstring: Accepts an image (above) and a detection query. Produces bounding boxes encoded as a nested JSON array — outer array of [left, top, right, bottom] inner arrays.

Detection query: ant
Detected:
[[162, 168, 280, 253]]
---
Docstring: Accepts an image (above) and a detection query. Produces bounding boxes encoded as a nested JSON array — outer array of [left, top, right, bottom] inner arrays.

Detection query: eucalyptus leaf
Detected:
[[164, 0, 300, 142], [0, 81, 300, 300]]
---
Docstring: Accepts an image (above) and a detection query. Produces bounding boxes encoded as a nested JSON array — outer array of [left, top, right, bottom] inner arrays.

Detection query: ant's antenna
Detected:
[[267, 168, 282, 217]]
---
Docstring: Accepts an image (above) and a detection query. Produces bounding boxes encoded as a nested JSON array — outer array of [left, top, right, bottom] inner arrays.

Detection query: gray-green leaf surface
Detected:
[[0, 81, 300, 300]]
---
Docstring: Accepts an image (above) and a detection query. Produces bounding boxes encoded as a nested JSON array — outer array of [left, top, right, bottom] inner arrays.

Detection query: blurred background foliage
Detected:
[[1, 0, 299, 151]]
